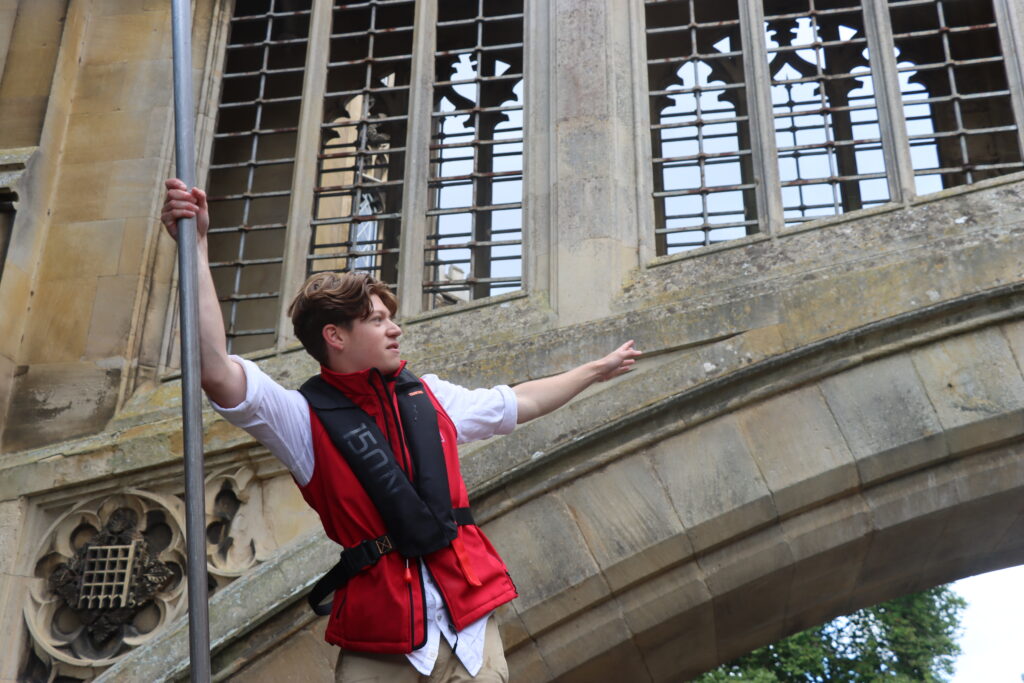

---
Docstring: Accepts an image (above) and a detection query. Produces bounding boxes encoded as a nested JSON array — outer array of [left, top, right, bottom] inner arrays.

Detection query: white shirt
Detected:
[[210, 356, 518, 676]]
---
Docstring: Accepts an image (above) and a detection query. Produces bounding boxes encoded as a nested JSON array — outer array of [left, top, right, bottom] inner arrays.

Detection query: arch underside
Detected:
[[483, 315, 1024, 681]]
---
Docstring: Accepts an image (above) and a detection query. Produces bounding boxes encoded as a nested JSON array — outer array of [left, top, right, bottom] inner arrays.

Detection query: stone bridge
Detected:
[[96, 177, 1024, 682], [4, 2, 1024, 680]]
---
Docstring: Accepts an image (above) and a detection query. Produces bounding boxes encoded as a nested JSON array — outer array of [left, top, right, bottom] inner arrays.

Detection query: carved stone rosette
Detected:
[[23, 491, 188, 677]]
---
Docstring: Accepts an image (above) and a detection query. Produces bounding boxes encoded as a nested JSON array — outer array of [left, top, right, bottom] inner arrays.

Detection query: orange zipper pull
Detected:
[[404, 559, 413, 583]]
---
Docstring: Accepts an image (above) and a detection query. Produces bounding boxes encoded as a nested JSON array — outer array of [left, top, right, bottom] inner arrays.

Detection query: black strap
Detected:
[[308, 507, 476, 615]]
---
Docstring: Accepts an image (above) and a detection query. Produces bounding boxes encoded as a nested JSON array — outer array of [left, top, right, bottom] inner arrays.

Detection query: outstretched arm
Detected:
[[512, 341, 641, 424], [161, 178, 246, 408]]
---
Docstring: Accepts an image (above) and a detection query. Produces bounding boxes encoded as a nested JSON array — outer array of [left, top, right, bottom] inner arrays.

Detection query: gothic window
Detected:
[[309, 0, 415, 287], [644, 0, 1024, 254], [645, 0, 758, 253], [206, 0, 312, 354], [200, 0, 526, 356], [888, 0, 1024, 193], [426, 0, 524, 308], [764, 0, 889, 224]]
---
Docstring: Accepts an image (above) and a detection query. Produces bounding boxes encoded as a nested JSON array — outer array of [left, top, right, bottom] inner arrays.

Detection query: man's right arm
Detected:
[[161, 178, 247, 408]]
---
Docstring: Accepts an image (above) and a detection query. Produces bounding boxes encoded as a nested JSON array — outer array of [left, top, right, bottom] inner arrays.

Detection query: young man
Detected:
[[161, 179, 640, 682]]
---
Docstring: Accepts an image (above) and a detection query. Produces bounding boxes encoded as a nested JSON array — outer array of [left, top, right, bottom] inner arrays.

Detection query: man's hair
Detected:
[[287, 271, 398, 365]]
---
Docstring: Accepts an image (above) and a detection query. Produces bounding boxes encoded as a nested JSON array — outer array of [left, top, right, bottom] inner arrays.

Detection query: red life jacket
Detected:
[[298, 361, 517, 653]]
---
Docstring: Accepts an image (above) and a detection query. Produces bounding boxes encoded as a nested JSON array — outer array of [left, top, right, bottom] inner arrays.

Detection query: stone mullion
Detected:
[[738, 0, 784, 235], [862, 0, 916, 204], [631, 0, 658, 264], [992, 0, 1024, 164], [276, 0, 333, 350], [395, 0, 438, 317], [522, 0, 553, 296], [546, 0, 644, 323]]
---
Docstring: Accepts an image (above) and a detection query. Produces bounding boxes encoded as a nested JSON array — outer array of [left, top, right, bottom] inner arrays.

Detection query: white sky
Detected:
[[950, 565, 1024, 682]]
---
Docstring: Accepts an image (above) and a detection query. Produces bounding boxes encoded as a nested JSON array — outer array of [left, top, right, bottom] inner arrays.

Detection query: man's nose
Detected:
[[388, 321, 402, 337]]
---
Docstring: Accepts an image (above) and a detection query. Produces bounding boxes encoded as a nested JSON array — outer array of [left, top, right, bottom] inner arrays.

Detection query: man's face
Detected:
[[333, 294, 402, 374]]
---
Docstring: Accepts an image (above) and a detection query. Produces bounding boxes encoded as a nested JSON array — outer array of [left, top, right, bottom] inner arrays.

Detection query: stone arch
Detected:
[[479, 318, 1024, 681]]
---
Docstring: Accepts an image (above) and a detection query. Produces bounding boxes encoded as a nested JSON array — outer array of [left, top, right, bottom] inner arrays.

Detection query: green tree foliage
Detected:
[[696, 586, 966, 682]]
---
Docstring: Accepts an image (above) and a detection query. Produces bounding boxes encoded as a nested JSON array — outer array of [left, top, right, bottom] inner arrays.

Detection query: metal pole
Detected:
[[171, 1, 212, 681]]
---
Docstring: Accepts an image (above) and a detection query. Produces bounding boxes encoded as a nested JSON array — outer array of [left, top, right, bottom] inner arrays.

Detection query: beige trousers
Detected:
[[334, 617, 509, 683]]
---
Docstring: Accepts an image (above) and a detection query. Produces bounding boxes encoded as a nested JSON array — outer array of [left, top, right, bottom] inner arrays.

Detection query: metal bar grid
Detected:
[[307, 0, 416, 287], [425, 0, 524, 307], [887, 0, 1024, 195], [205, 0, 311, 354], [77, 542, 138, 610], [763, 0, 890, 226], [645, 0, 759, 253]]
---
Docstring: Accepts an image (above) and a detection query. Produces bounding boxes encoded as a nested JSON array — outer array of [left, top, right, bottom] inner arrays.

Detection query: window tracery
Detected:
[[644, 0, 1024, 254]]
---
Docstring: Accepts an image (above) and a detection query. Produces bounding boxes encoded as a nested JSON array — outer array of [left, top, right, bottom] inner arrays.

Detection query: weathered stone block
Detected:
[[74, 60, 173, 115], [780, 494, 871, 565], [561, 454, 690, 591], [948, 230, 1024, 292], [820, 354, 947, 484], [52, 157, 166, 224], [64, 108, 167, 164], [534, 600, 637, 680], [84, 274, 138, 359], [779, 252, 958, 347], [506, 639, 554, 683], [555, 638, 652, 683], [911, 327, 1024, 453], [1, 361, 119, 453], [736, 385, 857, 516], [117, 216, 154, 275], [226, 623, 336, 682], [495, 602, 531, 651], [618, 560, 710, 640], [484, 493, 608, 635], [22, 277, 97, 363], [651, 415, 775, 553], [636, 602, 717, 682], [82, 11, 169, 66], [1003, 318, 1024, 357], [39, 220, 125, 281], [0, 262, 30, 360], [698, 526, 793, 598]]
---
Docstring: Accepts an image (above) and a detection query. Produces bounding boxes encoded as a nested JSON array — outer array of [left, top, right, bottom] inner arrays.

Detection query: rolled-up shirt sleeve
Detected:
[[208, 356, 314, 486], [421, 374, 518, 444]]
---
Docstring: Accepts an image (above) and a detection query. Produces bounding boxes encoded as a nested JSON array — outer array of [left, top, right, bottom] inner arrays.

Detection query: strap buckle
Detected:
[[373, 535, 393, 558]]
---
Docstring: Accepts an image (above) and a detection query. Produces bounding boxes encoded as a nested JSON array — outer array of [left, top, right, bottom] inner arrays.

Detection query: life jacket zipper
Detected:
[[369, 369, 413, 475]]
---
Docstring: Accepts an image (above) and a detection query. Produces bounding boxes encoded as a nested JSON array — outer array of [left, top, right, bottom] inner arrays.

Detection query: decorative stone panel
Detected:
[[23, 491, 188, 679]]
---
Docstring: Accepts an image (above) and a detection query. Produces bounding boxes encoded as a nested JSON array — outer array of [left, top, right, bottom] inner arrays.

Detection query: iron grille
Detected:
[[646, 0, 758, 254], [206, 0, 312, 354], [764, 0, 890, 225], [77, 542, 138, 610], [308, 0, 416, 289], [888, 0, 1024, 194], [425, 0, 525, 307]]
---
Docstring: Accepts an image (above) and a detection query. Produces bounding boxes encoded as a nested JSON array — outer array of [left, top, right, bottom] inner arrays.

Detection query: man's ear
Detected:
[[322, 324, 345, 353]]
